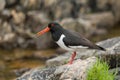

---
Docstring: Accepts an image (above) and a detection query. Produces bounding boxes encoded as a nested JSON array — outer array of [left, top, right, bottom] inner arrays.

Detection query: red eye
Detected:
[[51, 24, 54, 26]]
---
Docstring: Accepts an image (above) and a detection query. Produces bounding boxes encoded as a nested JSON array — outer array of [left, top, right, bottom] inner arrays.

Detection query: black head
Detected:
[[37, 22, 63, 37], [48, 22, 61, 28], [47, 22, 63, 41]]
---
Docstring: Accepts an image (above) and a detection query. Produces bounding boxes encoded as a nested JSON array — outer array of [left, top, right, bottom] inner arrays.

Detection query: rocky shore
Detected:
[[0, 0, 120, 49]]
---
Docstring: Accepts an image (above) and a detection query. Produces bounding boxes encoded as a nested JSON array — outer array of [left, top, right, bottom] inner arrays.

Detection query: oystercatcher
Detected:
[[37, 22, 106, 64]]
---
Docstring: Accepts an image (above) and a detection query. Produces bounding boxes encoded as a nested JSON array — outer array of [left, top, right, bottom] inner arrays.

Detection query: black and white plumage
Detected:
[[37, 22, 106, 64], [48, 22, 105, 51]]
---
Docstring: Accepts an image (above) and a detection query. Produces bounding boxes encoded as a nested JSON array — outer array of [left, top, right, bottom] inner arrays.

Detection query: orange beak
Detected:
[[37, 27, 50, 36]]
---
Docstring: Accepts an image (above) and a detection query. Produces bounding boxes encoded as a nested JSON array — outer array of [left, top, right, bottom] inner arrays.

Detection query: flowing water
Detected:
[[0, 26, 120, 80]]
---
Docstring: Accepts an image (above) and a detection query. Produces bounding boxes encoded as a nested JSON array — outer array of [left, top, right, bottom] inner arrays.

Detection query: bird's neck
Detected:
[[50, 28, 64, 41]]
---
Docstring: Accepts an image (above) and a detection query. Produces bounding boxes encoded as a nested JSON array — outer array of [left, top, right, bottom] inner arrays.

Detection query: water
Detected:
[[0, 49, 56, 80]]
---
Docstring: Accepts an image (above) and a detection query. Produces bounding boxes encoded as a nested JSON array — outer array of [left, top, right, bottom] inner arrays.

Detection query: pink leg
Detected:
[[68, 51, 76, 64]]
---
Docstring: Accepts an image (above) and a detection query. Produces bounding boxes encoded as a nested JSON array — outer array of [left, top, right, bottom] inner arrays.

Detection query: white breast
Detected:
[[56, 34, 73, 51], [56, 34, 88, 51]]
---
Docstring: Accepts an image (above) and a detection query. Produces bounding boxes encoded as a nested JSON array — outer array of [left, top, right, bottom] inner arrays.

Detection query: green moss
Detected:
[[87, 59, 116, 80]]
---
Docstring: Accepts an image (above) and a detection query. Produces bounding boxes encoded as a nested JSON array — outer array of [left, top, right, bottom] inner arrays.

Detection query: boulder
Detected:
[[16, 57, 97, 80]]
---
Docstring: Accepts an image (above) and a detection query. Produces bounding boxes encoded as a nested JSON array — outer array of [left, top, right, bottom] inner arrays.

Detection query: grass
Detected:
[[87, 59, 116, 80]]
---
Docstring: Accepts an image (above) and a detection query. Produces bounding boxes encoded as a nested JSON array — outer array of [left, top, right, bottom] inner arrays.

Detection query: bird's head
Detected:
[[37, 22, 62, 36]]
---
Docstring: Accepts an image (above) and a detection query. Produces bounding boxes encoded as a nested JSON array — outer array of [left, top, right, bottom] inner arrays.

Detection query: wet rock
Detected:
[[0, 0, 6, 11], [46, 37, 120, 67], [16, 57, 96, 80]]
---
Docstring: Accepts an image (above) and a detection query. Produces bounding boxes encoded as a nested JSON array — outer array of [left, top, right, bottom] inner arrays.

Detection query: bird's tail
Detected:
[[97, 45, 106, 51]]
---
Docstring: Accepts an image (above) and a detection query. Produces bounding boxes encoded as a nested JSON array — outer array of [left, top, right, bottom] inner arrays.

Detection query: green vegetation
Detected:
[[87, 59, 116, 80]]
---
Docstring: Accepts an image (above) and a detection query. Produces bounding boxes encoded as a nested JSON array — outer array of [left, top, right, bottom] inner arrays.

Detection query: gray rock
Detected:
[[16, 57, 97, 80], [0, 0, 6, 11]]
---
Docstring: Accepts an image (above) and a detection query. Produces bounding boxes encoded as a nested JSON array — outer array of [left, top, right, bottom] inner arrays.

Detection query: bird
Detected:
[[36, 22, 106, 64]]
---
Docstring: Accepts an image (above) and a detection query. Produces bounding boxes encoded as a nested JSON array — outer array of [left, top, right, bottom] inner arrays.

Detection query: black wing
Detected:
[[63, 30, 105, 51]]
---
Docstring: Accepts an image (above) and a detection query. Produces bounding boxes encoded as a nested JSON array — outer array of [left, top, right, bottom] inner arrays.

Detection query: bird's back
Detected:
[[62, 29, 106, 51]]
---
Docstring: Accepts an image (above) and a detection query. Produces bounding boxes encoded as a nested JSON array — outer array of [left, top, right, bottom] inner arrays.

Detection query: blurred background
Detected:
[[0, 0, 120, 80]]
